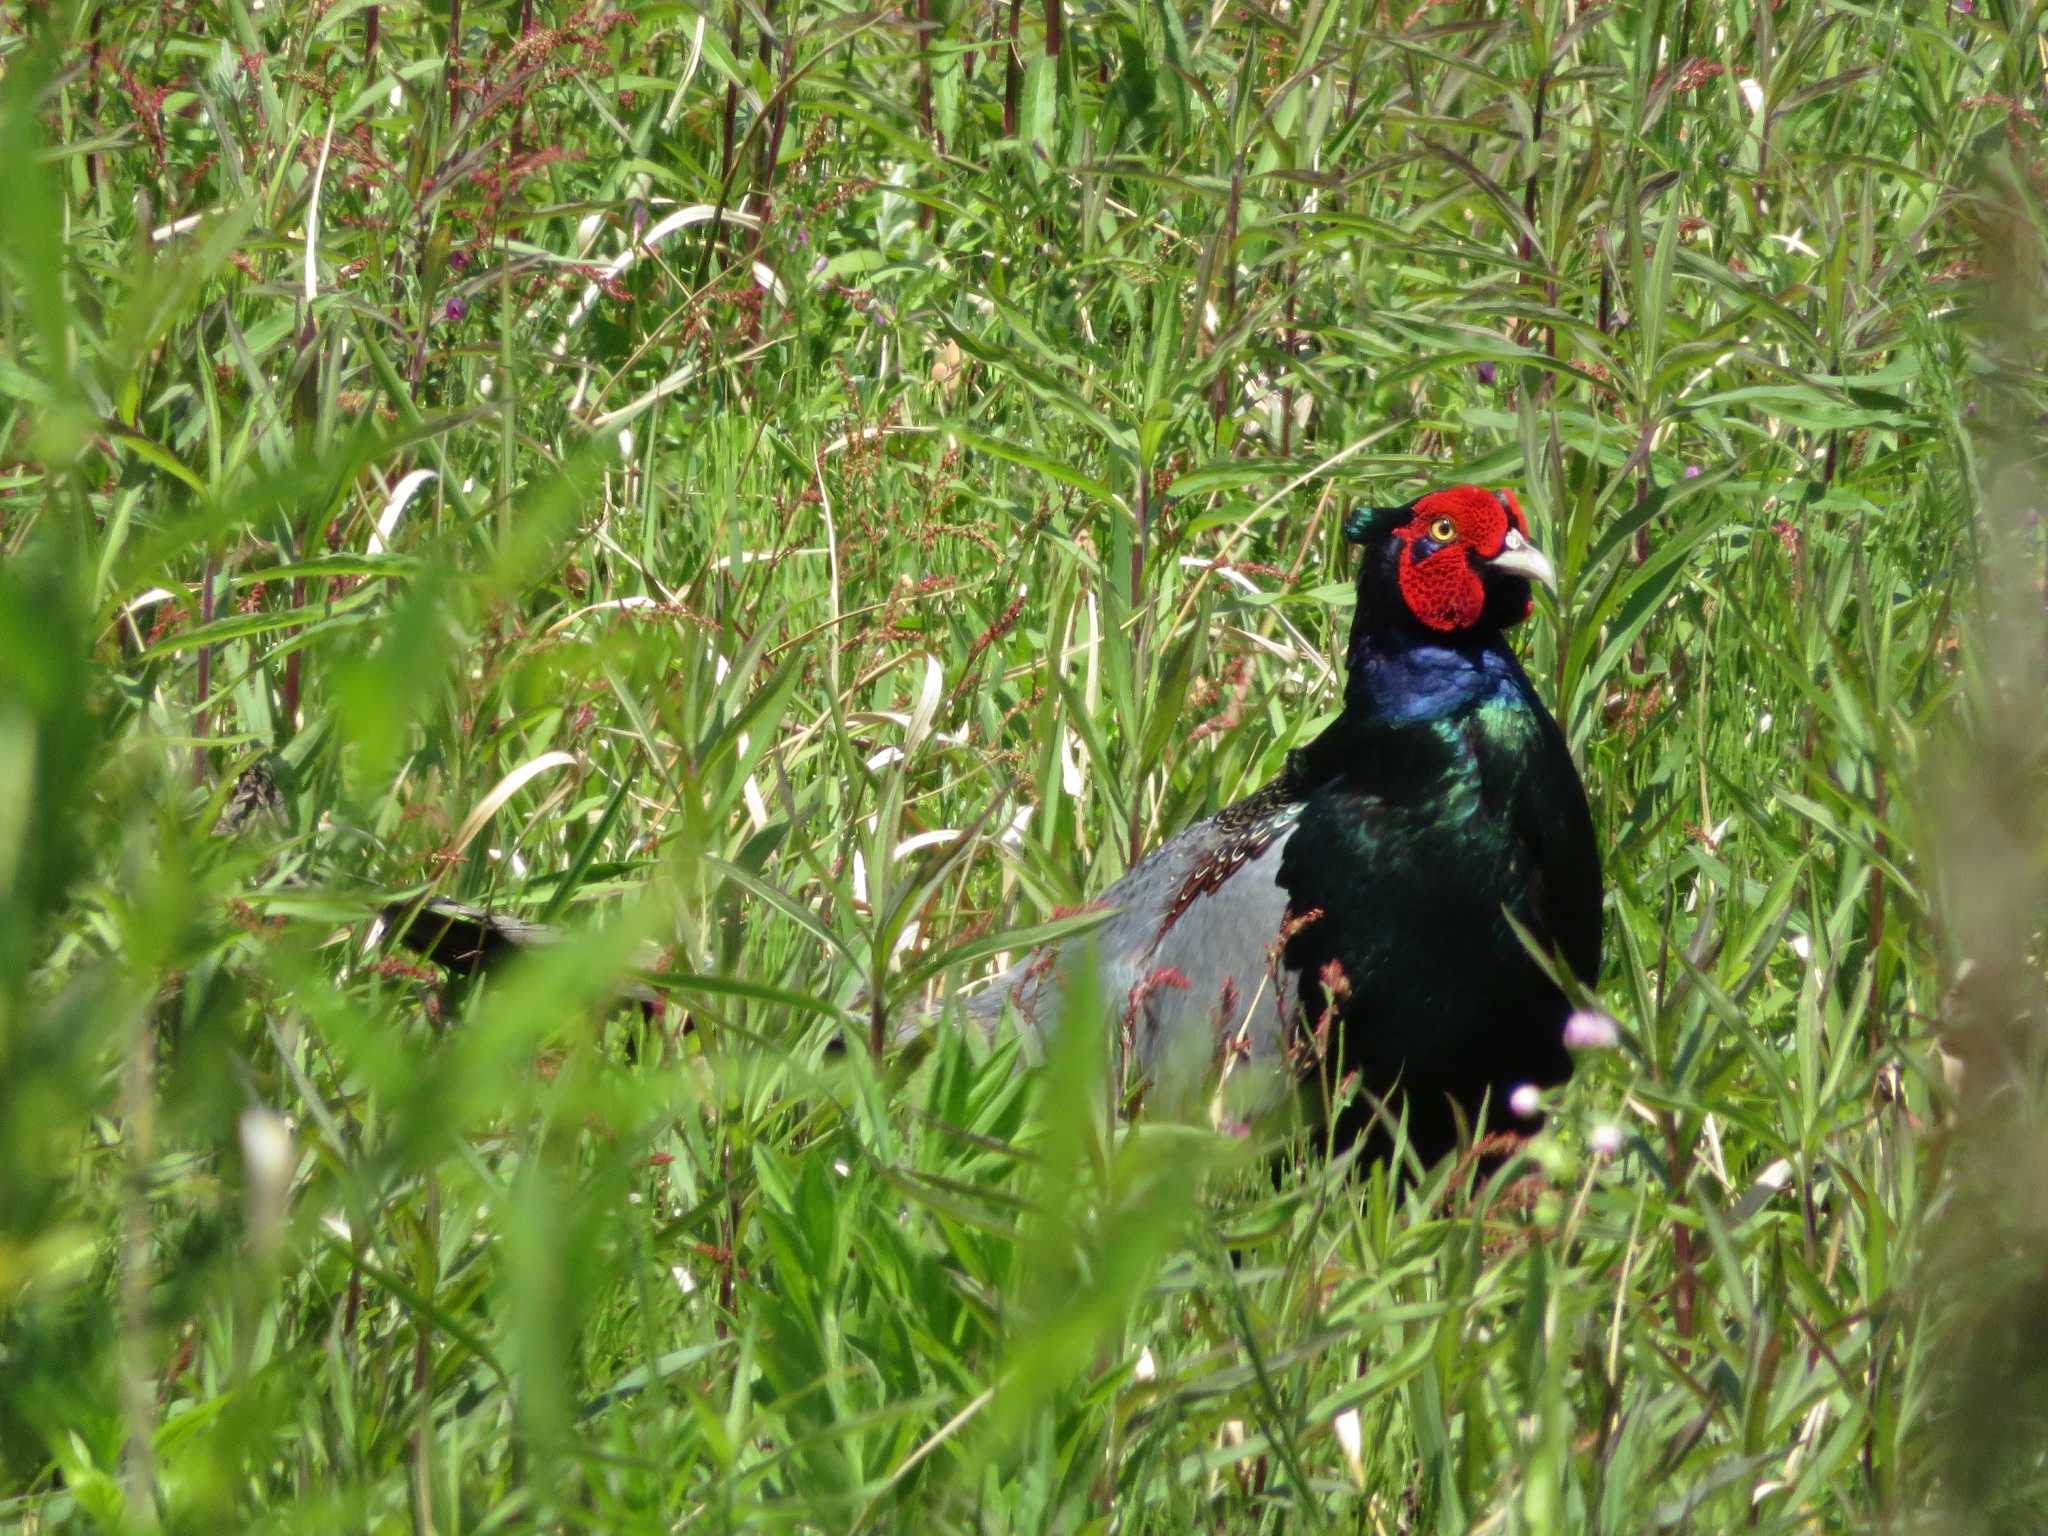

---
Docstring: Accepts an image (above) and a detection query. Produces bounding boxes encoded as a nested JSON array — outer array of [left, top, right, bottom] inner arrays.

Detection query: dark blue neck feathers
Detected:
[[1344, 600, 1530, 723]]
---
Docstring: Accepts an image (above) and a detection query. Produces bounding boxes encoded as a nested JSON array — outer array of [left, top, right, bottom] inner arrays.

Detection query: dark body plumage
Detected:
[[956, 489, 1602, 1165]]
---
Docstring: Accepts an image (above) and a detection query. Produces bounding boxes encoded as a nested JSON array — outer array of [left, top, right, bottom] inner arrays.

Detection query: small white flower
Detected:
[[670, 1264, 698, 1296], [1590, 1122, 1624, 1158], [1790, 934, 1811, 961], [1738, 78, 1764, 114], [1509, 1083, 1542, 1120], [1133, 1346, 1157, 1383], [618, 427, 635, 460], [478, 372, 494, 399]]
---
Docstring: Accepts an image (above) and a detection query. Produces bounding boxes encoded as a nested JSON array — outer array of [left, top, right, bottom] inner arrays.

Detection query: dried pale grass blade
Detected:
[[1333, 1407, 1365, 1488], [711, 547, 826, 572], [856, 1383, 997, 1521], [305, 115, 336, 304], [675, 14, 706, 98], [1060, 729, 1085, 800], [544, 595, 661, 635], [557, 204, 763, 347], [1082, 591, 1100, 715], [1184, 556, 1329, 684], [712, 653, 769, 831], [149, 212, 206, 244], [750, 260, 787, 305], [368, 469, 437, 555], [587, 362, 698, 430], [1220, 624, 1314, 667], [905, 654, 943, 754], [820, 423, 938, 457], [120, 588, 178, 618], [891, 829, 961, 859], [451, 751, 579, 858]]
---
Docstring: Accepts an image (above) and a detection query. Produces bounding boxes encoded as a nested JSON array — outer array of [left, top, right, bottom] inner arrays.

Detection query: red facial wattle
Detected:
[[1391, 486, 1534, 632], [1396, 541, 1486, 630]]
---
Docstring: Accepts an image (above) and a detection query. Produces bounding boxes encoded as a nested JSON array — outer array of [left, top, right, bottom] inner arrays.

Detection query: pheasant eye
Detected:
[[1428, 517, 1458, 542]]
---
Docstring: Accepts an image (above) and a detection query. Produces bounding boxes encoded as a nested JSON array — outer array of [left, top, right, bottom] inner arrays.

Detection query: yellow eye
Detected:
[[1428, 517, 1458, 542]]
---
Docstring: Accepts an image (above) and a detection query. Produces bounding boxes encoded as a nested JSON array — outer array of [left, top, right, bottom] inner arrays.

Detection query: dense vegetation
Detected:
[[3, 0, 2046, 1529]]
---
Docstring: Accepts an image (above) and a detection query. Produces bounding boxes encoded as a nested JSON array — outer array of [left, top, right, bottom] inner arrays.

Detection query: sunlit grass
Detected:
[[2, 0, 2045, 1530]]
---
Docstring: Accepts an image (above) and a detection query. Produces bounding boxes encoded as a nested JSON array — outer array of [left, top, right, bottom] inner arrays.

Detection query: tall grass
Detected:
[[1, 0, 2044, 1529]]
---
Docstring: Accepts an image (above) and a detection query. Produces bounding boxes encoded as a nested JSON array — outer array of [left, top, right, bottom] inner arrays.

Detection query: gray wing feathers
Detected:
[[946, 815, 1301, 1117]]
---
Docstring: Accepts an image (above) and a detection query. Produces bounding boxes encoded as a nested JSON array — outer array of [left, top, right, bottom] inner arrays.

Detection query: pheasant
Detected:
[[953, 486, 1602, 1166], [370, 485, 1601, 1165]]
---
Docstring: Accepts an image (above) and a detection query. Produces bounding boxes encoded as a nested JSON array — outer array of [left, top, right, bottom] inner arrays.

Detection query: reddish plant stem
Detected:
[[1003, 0, 1022, 136], [445, 0, 462, 119], [758, 20, 791, 198], [1867, 764, 1888, 1055], [192, 559, 215, 784], [915, 0, 934, 143], [86, 6, 106, 192], [283, 576, 304, 726]]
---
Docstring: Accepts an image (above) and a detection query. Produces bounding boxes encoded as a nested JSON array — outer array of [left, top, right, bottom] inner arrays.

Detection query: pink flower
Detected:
[[1563, 1009, 1620, 1050]]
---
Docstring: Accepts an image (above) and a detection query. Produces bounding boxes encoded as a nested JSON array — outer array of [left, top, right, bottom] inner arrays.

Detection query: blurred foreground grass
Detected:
[[2, 0, 2046, 1529]]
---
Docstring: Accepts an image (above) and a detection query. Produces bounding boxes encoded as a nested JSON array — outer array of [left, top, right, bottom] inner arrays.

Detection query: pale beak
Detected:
[[1490, 528, 1557, 592]]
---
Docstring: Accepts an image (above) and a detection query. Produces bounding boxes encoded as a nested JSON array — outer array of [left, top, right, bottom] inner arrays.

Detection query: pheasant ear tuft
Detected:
[[1344, 505, 1404, 544]]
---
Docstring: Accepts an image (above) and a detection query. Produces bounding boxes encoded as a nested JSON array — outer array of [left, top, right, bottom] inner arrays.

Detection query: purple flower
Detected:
[[444, 297, 468, 323], [1475, 360, 1497, 386], [1952, 0, 1973, 12], [448, 250, 469, 272], [1683, 464, 1701, 480], [1563, 1009, 1621, 1050]]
